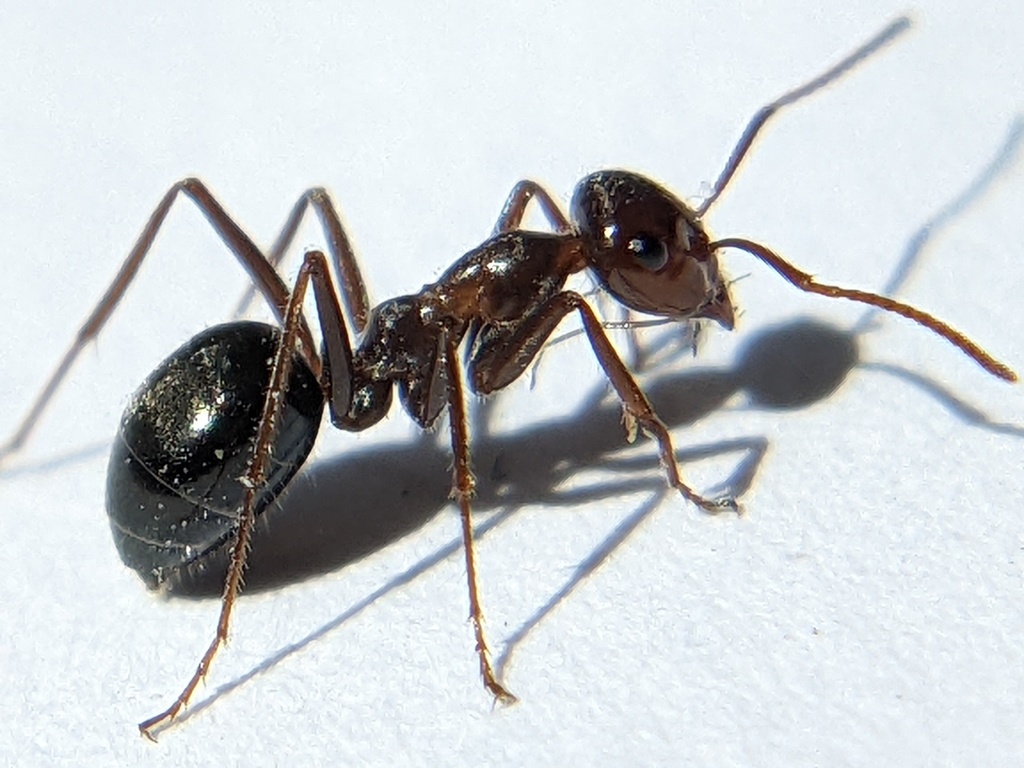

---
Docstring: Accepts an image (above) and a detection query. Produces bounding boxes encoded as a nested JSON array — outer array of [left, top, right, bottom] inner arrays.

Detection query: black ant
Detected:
[[0, 16, 1015, 739]]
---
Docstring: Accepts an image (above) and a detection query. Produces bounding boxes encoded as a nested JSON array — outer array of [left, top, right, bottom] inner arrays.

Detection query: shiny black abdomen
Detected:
[[107, 321, 324, 587]]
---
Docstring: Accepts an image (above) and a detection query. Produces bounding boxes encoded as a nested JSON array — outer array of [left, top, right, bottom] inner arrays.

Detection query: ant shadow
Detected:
[[157, 117, 1024, 730]]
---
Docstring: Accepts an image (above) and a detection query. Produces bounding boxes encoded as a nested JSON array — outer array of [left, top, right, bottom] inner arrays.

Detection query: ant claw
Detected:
[[487, 682, 518, 707], [716, 497, 742, 515], [694, 495, 740, 516]]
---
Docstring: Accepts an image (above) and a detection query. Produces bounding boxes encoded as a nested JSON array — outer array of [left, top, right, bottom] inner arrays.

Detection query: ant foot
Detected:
[[486, 678, 519, 706], [701, 496, 741, 516], [682, 489, 740, 516]]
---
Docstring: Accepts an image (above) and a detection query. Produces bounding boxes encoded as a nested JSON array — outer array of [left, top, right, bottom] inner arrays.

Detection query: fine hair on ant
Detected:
[[0, 16, 1015, 739]]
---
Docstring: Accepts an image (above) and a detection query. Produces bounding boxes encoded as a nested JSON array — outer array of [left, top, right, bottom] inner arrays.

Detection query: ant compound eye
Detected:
[[627, 234, 669, 271]]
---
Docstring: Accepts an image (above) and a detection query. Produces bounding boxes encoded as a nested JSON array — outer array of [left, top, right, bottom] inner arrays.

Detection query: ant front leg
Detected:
[[491, 180, 572, 234], [0, 179, 315, 466], [492, 181, 653, 369], [471, 292, 738, 514], [139, 249, 355, 739]]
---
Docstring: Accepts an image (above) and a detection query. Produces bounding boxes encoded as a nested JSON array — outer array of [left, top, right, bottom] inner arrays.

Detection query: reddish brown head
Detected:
[[570, 170, 734, 329]]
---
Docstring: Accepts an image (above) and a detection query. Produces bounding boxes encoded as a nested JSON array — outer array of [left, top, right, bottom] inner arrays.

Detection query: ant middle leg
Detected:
[[443, 336, 517, 704], [470, 292, 738, 513], [0, 178, 319, 465], [232, 187, 372, 332]]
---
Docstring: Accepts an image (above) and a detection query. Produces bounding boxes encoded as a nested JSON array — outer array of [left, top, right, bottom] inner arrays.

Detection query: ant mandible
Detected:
[[0, 16, 1015, 739]]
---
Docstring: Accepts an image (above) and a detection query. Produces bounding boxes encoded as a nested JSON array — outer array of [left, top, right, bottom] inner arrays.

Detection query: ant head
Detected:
[[570, 170, 734, 329]]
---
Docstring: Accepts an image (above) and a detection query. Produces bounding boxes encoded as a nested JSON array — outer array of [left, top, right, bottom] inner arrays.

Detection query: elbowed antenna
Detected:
[[696, 16, 913, 217], [711, 236, 1017, 382]]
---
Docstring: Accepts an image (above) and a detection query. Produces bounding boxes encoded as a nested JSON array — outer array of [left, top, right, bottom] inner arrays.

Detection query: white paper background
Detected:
[[1, 2, 1022, 766]]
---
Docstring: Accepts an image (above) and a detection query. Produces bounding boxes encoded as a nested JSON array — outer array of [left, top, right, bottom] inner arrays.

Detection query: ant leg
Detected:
[[0, 178, 319, 466], [713, 237, 1017, 383], [492, 179, 572, 234], [442, 336, 518, 704], [471, 292, 737, 513], [491, 183, 661, 374], [139, 250, 353, 739], [696, 16, 911, 216], [232, 187, 371, 332]]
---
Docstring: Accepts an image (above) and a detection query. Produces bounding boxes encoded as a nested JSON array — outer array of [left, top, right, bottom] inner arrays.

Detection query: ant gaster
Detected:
[[0, 17, 1015, 739]]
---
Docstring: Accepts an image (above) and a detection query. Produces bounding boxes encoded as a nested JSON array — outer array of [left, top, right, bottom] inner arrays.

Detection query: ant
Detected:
[[0, 16, 1016, 739]]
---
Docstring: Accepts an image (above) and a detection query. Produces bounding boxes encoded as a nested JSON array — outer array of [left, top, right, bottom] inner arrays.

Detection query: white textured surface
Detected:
[[1, 2, 1022, 766]]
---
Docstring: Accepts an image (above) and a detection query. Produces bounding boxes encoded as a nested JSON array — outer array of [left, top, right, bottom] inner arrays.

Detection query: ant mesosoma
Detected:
[[0, 16, 1016, 738]]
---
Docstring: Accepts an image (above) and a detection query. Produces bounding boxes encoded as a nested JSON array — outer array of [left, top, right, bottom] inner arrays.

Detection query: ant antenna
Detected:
[[711, 236, 1018, 382], [696, 16, 912, 216]]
